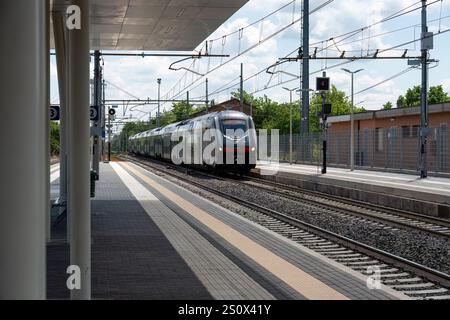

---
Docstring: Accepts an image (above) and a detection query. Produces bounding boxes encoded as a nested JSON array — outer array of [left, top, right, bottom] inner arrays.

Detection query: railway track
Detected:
[[237, 176, 450, 240], [121, 155, 450, 300]]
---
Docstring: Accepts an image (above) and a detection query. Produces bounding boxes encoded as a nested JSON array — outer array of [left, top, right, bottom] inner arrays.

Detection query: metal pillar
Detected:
[[157, 78, 161, 127], [301, 0, 310, 134], [350, 73, 355, 171], [419, 0, 429, 178], [205, 78, 209, 113], [92, 50, 102, 177], [240, 63, 244, 113], [290, 94, 293, 165], [0, 0, 47, 299], [102, 79, 106, 161], [108, 109, 111, 162], [67, 0, 91, 300], [321, 91, 327, 174], [149, 112, 152, 130], [53, 12, 68, 234]]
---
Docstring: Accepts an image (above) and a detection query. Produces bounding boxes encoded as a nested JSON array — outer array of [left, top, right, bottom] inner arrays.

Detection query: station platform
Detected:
[[47, 161, 408, 300], [254, 162, 450, 219]]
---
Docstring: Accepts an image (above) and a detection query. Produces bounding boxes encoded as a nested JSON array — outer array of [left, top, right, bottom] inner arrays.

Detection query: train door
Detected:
[[151, 134, 156, 157], [187, 122, 194, 165], [192, 121, 202, 165], [155, 135, 162, 158]]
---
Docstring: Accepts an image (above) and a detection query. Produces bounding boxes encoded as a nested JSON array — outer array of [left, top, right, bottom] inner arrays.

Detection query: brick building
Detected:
[[191, 98, 252, 117], [325, 103, 450, 172]]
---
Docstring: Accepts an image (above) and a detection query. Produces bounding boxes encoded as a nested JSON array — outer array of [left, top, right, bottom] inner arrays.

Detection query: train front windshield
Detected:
[[221, 119, 248, 137]]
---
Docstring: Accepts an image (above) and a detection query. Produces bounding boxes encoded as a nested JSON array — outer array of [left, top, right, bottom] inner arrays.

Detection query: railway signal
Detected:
[[322, 103, 332, 120], [108, 108, 116, 117], [316, 77, 330, 92], [317, 73, 331, 174]]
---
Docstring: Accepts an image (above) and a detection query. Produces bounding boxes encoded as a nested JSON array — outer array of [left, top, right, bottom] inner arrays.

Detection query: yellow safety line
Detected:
[[120, 161, 350, 300]]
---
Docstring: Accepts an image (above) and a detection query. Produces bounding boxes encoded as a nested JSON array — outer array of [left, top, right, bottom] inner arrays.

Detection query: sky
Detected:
[[50, 0, 450, 126]]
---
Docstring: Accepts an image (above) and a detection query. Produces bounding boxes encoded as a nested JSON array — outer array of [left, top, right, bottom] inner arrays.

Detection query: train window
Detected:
[[207, 118, 216, 129], [221, 119, 247, 133]]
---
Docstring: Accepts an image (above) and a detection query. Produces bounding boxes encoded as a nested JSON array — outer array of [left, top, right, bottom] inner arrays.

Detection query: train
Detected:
[[128, 110, 257, 173]]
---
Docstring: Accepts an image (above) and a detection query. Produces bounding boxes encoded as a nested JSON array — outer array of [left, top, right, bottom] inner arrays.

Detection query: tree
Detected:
[[171, 101, 194, 122], [309, 85, 365, 132], [232, 87, 367, 134], [397, 95, 406, 108], [397, 85, 450, 108], [383, 102, 393, 110], [428, 85, 450, 104], [231, 89, 259, 106], [122, 122, 151, 137], [50, 121, 60, 155], [404, 86, 421, 107]]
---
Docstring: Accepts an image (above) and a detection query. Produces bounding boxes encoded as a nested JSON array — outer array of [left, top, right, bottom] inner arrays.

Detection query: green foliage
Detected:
[[383, 102, 393, 110], [122, 87, 361, 136], [120, 100, 201, 136], [231, 90, 258, 106], [50, 121, 60, 155], [230, 93, 300, 135], [309, 85, 365, 133], [171, 101, 194, 122], [231, 86, 364, 134], [429, 85, 450, 104], [404, 86, 421, 107], [122, 121, 152, 137], [396, 95, 406, 108], [397, 85, 450, 108]]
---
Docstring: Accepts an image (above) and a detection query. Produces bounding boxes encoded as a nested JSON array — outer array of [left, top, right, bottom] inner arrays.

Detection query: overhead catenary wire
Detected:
[[251, 28, 450, 96], [205, 22, 448, 101], [189, 11, 450, 103], [163, 0, 336, 104], [354, 66, 419, 96], [308, 0, 442, 57], [113, 0, 449, 124], [165, 0, 442, 105]]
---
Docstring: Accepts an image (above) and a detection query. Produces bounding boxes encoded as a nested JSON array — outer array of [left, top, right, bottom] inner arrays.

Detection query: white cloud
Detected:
[[50, 0, 450, 120], [443, 78, 450, 93]]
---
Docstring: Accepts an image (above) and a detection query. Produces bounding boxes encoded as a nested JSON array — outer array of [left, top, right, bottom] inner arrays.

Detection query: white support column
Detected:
[[45, 0, 51, 242], [67, 0, 91, 300], [52, 11, 68, 234], [0, 0, 47, 299]]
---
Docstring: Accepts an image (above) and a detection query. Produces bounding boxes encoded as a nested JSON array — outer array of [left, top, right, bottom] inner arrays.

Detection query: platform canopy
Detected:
[[51, 0, 248, 51]]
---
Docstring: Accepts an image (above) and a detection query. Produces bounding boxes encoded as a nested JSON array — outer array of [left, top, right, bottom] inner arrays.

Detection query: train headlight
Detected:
[[251, 147, 256, 152], [219, 147, 223, 152]]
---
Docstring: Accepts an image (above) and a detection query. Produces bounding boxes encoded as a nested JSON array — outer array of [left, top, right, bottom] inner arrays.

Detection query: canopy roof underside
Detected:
[[50, 0, 248, 51]]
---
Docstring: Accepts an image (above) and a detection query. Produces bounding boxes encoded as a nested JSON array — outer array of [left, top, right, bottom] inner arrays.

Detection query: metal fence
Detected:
[[259, 124, 450, 174]]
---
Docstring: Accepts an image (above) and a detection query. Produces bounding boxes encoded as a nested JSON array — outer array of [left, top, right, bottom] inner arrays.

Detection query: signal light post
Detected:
[[316, 73, 331, 174], [107, 107, 116, 162], [157, 78, 161, 128]]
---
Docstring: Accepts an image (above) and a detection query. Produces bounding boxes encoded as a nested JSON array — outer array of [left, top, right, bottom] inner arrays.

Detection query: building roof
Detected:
[[50, 0, 249, 50], [327, 102, 450, 124], [191, 98, 252, 117]]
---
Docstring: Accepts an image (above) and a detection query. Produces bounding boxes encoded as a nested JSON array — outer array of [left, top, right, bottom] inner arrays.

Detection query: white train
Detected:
[[128, 110, 257, 173]]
